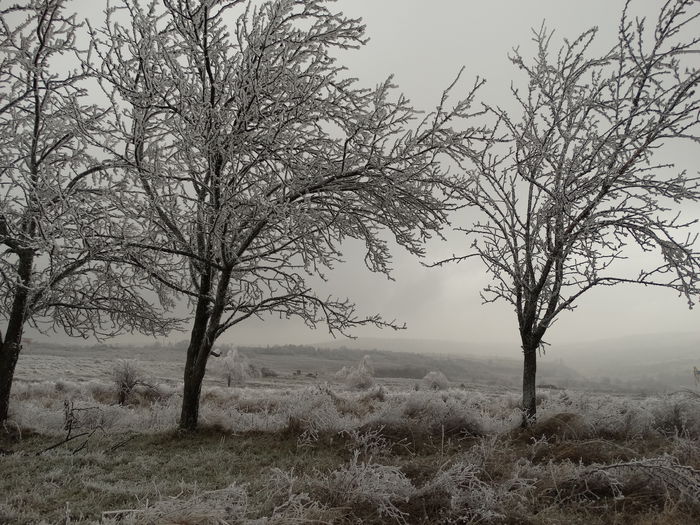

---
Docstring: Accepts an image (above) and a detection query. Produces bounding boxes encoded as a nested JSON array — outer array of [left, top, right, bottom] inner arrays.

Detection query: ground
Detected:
[[1, 346, 699, 524]]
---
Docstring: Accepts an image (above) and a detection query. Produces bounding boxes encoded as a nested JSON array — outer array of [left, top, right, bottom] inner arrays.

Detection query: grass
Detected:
[[2, 365, 700, 523], [0, 428, 349, 523]]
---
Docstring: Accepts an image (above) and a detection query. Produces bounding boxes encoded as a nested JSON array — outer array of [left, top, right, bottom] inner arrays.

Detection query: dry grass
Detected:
[[2, 378, 700, 524]]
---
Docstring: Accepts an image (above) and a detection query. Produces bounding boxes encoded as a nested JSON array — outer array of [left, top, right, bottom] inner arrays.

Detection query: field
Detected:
[[1, 345, 699, 524]]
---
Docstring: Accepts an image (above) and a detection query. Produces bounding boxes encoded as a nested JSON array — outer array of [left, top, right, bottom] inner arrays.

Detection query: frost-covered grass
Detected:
[[2, 379, 700, 524]]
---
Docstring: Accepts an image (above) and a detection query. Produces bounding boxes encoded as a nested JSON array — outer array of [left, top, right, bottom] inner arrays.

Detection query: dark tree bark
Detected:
[[179, 294, 211, 431], [521, 345, 538, 426], [0, 254, 32, 423], [117, 388, 127, 406], [179, 269, 231, 431], [180, 347, 209, 431]]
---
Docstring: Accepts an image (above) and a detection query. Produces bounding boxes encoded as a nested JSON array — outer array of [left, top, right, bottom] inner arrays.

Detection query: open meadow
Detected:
[[2, 0, 700, 523], [1, 345, 699, 524]]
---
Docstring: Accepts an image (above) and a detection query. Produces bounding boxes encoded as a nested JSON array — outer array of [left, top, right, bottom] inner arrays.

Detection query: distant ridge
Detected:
[[314, 336, 515, 358]]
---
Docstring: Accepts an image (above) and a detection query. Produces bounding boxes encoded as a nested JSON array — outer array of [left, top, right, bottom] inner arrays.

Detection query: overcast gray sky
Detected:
[[34, 1, 700, 351], [223, 0, 700, 350]]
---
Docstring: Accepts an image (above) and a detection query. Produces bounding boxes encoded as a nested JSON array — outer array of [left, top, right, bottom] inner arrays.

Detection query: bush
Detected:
[[336, 356, 375, 390], [423, 371, 449, 391], [346, 369, 375, 390], [220, 348, 250, 387], [316, 451, 414, 523], [260, 367, 279, 378], [111, 359, 145, 406]]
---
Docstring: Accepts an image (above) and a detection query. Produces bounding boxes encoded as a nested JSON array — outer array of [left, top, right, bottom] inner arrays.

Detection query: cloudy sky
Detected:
[[222, 0, 700, 350], [31, 1, 700, 351]]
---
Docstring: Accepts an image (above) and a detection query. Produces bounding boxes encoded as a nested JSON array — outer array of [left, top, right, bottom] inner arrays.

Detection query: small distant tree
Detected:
[[111, 359, 145, 405], [334, 366, 352, 380], [443, 0, 700, 424], [92, 0, 484, 429], [423, 370, 449, 391], [0, 0, 173, 424], [220, 348, 249, 387], [345, 355, 375, 390], [358, 355, 374, 377]]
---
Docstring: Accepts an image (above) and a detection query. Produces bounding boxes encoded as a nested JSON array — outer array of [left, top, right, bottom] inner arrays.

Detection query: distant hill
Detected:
[[315, 332, 700, 391], [553, 331, 700, 390], [25, 339, 578, 390], [315, 336, 514, 358], [24, 330, 700, 392]]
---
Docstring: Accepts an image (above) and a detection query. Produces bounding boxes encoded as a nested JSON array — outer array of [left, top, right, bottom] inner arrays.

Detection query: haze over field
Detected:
[[2, 2, 700, 523], [22, 330, 700, 392], [19, 0, 699, 358]]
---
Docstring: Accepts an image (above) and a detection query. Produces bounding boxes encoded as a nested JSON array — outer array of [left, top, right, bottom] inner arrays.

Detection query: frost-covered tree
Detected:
[[220, 348, 249, 387], [442, 0, 700, 424], [91, 0, 484, 429], [0, 0, 173, 423]]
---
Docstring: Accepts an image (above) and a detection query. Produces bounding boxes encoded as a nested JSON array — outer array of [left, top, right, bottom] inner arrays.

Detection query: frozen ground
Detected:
[[2, 344, 700, 524]]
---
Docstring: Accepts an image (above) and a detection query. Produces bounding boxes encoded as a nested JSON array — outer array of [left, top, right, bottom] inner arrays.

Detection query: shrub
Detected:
[[315, 450, 414, 523], [102, 483, 248, 523], [111, 360, 145, 406], [219, 349, 250, 387], [336, 356, 375, 390], [423, 371, 449, 391], [345, 368, 375, 390]]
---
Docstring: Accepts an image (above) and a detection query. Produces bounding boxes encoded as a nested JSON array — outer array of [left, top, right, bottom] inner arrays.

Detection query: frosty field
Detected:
[[1, 346, 700, 524]]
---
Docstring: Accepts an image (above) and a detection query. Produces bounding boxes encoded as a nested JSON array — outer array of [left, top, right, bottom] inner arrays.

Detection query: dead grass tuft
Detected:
[[521, 412, 590, 442]]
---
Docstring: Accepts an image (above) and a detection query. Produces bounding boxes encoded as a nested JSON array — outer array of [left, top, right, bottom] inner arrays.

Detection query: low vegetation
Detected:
[[2, 375, 699, 524]]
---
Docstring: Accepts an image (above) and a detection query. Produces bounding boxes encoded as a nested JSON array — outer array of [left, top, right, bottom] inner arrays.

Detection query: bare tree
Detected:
[[91, 0, 484, 430], [0, 0, 174, 423], [441, 0, 700, 424]]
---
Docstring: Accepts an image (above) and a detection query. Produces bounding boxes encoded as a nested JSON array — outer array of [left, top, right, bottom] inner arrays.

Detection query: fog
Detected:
[[24, 0, 700, 364]]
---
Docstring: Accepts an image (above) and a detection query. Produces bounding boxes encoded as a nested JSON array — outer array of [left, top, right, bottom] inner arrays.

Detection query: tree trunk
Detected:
[[180, 357, 208, 431], [0, 254, 32, 423], [0, 339, 22, 423], [521, 345, 538, 427], [178, 268, 232, 431], [179, 305, 211, 431], [117, 387, 127, 406]]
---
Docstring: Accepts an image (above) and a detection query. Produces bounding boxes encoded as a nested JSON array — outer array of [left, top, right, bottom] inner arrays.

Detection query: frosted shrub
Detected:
[[316, 450, 414, 524], [646, 394, 700, 438], [282, 388, 351, 443], [358, 355, 374, 376], [670, 435, 700, 466], [423, 371, 449, 391], [111, 360, 146, 406], [595, 455, 700, 503], [10, 381, 60, 402], [339, 356, 375, 390], [588, 398, 655, 439], [219, 348, 251, 387], [341, 426, 394, 458], [373, 390, 485, 438], [102, 483, 248, 524], [345, 368, 375, 390], [334, 366, 352, 380], [417, 460, 530, 522]]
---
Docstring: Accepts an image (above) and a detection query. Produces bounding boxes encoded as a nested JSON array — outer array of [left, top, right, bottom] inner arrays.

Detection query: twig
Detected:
[[107, 434, 136, 453], [37, 431, 91, 455]]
